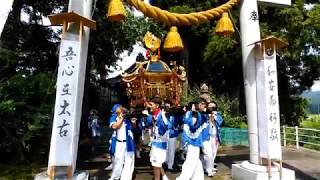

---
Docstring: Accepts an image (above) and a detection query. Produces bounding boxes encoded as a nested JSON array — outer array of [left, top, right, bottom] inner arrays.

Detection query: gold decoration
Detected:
[[107, 0, 127, 22], [164, 26, 184, 53], [121, 58, 186, 107], [143, 31, 161, 51], [150, 55, 159, 62], [215, 12, 235, 36], [127, 0, 239, 26]]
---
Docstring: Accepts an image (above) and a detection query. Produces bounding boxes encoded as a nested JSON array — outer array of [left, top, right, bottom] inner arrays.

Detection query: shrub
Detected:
[[181, 86, 247, 128]]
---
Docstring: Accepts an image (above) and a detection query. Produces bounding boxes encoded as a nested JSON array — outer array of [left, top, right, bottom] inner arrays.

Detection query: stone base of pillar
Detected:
[[232, 161, 295, 180], [35, 171, 89, 180]]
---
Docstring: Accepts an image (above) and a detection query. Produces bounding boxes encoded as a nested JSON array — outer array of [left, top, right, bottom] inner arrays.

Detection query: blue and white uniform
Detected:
[[89, 115, 101, 137], [166, 114, 181, 169], [176, 111, 208, 180], [109, 104, 135, 180], [149, 109, 169, 167], [202, 111, 224, 174], [201, 112, 214, 174], [210, 111, 223, 167]]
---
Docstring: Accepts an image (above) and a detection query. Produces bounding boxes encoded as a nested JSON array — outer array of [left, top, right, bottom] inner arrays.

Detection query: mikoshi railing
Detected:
[[282, 126, 320, 151]]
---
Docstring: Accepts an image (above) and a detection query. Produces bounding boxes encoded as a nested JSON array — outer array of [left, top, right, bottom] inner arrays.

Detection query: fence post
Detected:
[[283, 126, 286, 147], [295, 126, 299, 149]]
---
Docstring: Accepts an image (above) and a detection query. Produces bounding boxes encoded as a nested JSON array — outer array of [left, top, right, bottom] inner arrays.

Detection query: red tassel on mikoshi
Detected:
[[157, 48, 161, 59]]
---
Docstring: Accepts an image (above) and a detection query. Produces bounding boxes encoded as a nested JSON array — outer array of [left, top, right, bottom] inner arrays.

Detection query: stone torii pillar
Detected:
[[239, 0, 291, 165], [35, 0, 95, 179], [233, 0, 295, 179]]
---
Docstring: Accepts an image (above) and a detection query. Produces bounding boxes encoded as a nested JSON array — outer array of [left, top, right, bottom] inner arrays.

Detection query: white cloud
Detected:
[[105, 1, 149, 79], [106, 42, 146, 79], [311, 80, 320, 92], [20, 6, 62, 38]]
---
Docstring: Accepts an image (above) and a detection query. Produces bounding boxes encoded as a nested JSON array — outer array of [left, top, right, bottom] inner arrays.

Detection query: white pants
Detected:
[[176, 145, 204, 180], [212, 136, 219, 165], [110, 141, 135, 180], [202, 138, 214, 173], [166, 137, 177, 169]]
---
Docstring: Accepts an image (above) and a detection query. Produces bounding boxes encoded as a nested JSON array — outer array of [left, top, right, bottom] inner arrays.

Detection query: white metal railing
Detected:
[[282, 126, 320, 150]]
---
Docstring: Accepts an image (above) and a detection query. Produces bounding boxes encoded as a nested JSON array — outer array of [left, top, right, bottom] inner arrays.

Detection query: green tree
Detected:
[[0, 0, 63, 161], [0, 0, 163, 161], [181, 86, 247, 128], [151, 0, 320, 126]]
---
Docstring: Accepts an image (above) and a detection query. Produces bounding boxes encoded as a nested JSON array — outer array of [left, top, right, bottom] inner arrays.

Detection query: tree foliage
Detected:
[[151, 0, 320, 126], [89, 1, 165, 81], [0, 0, 163, 161], [0, 0, 62, 161], [0, 0, 319, 161], [181, 86, 247, 128]]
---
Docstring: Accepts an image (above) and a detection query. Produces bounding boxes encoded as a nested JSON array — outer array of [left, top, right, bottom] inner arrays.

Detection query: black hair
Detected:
[[151, 96, 162, 106], [197, 98, 208, 106], [207, 101, 218, 112], [187, 101, 198, 111], [164, 100, 172, 106]]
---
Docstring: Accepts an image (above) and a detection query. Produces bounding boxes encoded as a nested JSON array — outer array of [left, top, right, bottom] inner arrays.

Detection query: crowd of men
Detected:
[[106, 96, 223, 180]]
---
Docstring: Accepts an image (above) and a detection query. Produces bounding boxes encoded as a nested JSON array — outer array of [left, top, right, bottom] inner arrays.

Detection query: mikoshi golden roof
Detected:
[[121, 60, 186, 83]]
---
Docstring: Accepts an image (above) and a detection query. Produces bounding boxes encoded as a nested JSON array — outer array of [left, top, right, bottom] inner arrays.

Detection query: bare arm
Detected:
[[111, 115, 124, 129]]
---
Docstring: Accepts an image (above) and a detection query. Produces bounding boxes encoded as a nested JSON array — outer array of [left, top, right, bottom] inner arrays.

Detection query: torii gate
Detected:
[[36, 0, 295, 179]]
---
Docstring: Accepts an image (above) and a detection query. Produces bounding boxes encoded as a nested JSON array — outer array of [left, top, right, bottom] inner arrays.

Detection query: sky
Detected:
[[106, 42, 146, 79], [105, 5, 147, 79], [310, 80, 320, 92]]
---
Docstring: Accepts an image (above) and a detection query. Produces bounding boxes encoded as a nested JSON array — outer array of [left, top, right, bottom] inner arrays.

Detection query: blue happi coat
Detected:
[[148, 110, 169, 150], [200, 113, 211, 142], [168, 115, 182, 138], [200, 112, 224, 144], [182, 111, 208, 148], [213, 112, 223, 144], [109, 104, 135, 156]]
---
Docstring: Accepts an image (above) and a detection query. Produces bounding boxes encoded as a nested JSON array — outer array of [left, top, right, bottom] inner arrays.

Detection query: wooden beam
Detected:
[[48, 11, 96, 30]]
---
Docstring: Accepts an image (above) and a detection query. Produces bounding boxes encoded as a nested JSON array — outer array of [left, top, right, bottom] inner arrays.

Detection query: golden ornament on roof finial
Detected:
[[143, 31, 161, 52]]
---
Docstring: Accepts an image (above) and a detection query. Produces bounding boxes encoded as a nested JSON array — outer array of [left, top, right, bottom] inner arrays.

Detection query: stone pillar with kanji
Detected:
[[255, 36, 287, 161], [232, 36, 296, 180]]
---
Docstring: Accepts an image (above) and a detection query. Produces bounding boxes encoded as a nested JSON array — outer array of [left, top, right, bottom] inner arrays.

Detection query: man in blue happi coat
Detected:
[[176, 101, 208, 180], [165, 104, 183, 172], [207, 101, 223, 171], [108, 104, 135, 180], [146, 96, 170, 180]]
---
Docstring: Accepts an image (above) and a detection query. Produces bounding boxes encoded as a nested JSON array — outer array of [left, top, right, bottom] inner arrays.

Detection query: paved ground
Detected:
[[282, 147, 320, 180], [78, 143, 320, 180], [77, 127, 320, 180]]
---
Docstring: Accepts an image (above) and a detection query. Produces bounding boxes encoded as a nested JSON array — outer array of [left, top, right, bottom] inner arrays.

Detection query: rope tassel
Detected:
[[215, 12, 235, 36], [164, 26, 184, 53], [107, 0, 127, 22]]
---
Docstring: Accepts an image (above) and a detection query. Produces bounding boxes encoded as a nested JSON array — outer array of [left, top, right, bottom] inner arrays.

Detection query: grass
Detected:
[[0, 162, 46, 180], [284, 114, 320, 151], [301, 114, 320, 129]]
